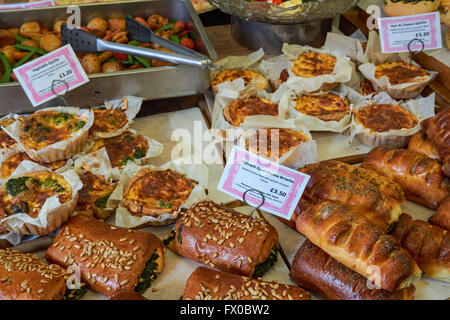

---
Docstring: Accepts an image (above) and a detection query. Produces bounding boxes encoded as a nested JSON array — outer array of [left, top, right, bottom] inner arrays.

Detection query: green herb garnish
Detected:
[[6, 177, 30, 196], [94, 193, 112, 209], [158, 200, 173, 209], [133, 148, 146, 160]]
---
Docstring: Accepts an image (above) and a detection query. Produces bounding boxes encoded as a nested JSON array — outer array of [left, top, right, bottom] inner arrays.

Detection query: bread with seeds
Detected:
[[183, 267, 309, 300], [45, 215, 164, 296], [165, 201, 279, 278]]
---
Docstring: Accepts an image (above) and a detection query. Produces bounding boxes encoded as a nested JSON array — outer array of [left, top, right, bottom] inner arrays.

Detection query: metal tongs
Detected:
[[61, 17, 215, 69]]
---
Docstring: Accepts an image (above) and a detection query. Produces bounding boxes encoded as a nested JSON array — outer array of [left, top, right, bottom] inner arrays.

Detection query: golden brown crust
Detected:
[[359, 79, 376, 96], [223, 97, 278, 127], [0, 118, 17, 151], [0, 249, 67, 300], [408, 131, 440, 160], [292, 52, 336, 78], [90, 108, 128, 135], [166, 201, 279, 277], [390, 214, 449, 282], [295, 93, 350, 121], [290, 240, 416, 300], [212, 70, 268, 91], [123, 168, 196, 218], [45, 215, 164, 296], [0, 151, 66, 179], [183, 267, 309, 300], [430, 196, 450, 231], [362, 147, 450, 210], [354, 104, 417, 133], [375, 61, 428, 85], [295, 201, 422, 292], [109, 291, 147, 300]]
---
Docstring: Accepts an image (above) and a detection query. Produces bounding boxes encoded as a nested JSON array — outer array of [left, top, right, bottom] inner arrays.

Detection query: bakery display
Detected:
[[183, 267, 310, 300]]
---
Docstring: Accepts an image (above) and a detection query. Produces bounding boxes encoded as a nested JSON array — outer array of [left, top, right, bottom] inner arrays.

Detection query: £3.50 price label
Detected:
[[218, 146, 310, 220]]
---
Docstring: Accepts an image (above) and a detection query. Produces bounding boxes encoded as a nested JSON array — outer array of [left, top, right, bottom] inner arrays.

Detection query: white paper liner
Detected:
[[284, 84, 366, 133], [0, 113, 23, 154], [0, 160, 82, 235], [0, 231, 21, 247], [110, 159, 209, 228], [212, 48, 265, 75], [349, 92, 436, 149], [324, 31, 366, 64], [91, 96, 143, 139], [3, 107, 94, 163]]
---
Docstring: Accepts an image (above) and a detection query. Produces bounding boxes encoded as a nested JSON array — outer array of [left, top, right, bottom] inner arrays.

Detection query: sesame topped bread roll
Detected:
[[183, 267, 310, 300], [165, 201, 279, 278], [45, 215, 164, 296]]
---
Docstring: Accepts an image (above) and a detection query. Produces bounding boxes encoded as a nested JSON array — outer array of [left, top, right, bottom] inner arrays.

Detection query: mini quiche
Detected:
[[75, 171, 116, 220], [359, 79, 376, 96], [0, 117, 17, 151], [223, 97, 279, 127], [0, 171, 75, 235], [212, 70, 268, 93], [88, 131, 149, 168], [90, 107, 128, 137], [123, 168, 196, 218], [375, 61, 428, 85], [294, 93, 351, 122]]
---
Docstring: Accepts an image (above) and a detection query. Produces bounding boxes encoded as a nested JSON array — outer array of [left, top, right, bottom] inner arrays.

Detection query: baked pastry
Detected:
[[165, 201, 279, 278], [296, 200, 422, 292], [45, 215, 164, 296], [90, 107, 128, 136], [429, 196, 450, 231], [182, 267, 310, 300], [290, 240, 416, 300], [0, 116, 17, 151], [294, 93, 350, 122], [384, 0, 440, 16], [421, 108, 450, 176], [390, 214, 449, 282], [359, 79, 376, 96], [122, 168, 196, 218], [299, 160, 405, 230], [109, 291, 147, 300], [212, 70, 268, 93], [362, 147, 450, 210], [375, 61, 429, 86], [223, 97, 278, 127], [408, 131, 440, 160]]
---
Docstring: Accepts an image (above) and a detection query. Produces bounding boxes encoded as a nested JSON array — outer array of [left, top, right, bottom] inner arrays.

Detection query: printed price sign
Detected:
[[218, 146, 310, 220], [0, 0, 54, 10], [13, 44, 89, 107], [378, 12, 442, 53]]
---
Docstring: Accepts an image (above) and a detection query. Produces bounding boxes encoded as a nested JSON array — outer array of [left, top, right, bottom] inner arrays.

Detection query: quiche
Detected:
[[88, 131, 149, 168], [292, 52, 337, 78], [223, 97, 279, 127], [123, 168, 196, 218], [375, 61, 428, 85], [212, 70, 268, 92], [246, 128, 309, 161], [0, 118, 17, 151], [90, 107, 128, 136], [295, 93, 350, 122], [359, 79, 376, 96], [354, 104, 418, 133]]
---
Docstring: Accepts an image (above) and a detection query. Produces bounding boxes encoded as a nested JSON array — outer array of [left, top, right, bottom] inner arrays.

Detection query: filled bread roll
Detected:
[[429, 196, 450, 231]]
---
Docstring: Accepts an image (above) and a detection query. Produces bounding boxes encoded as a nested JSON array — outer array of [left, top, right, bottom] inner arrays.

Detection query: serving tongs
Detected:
[[61, 18, 217, 69]]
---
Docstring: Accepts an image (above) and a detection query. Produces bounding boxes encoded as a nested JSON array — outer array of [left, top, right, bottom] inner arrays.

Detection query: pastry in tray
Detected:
[[0, 249, 86, 300], [165, 201, 279, 278], [390, 214, 449, 283], [212, 69, 268, 93], [429, 196, 450, 231], [45, 215, 164, 296], [408, 131, 440, 160], [122, 168, 197, 218], [359, 79, 376, 96], [295, 200, 422, 292], [290, 240, 416, 300], [362, 147, 450, 210], [298, 160, 405, 230], [293, 92, 350, 122], [182, 267, 310, 300], [223, 97, 279, 127], [0, 116, 18, 151]]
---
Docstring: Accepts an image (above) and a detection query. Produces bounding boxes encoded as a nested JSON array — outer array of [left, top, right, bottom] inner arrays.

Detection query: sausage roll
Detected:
[[290, 240, 416, 300], [223, 97, 279, 127], [183, 267, 309, 300], [408, 131, 440, 160], [46, 215, 164, 296], [296, 200, 422, 292], [165, 201, 279, 278], [390, 213, 449, 282], [362, 147, 450, 210], [429, 196, 450, 231]]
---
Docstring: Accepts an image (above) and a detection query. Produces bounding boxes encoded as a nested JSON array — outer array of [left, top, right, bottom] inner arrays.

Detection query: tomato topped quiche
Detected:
[[223, 97, 279, 127], [354, 104, 418, 133], [295, 93, 350, 122], [292, 52, 337, 78], [90, 107, 128, 136], [0, 151, 66, 179]]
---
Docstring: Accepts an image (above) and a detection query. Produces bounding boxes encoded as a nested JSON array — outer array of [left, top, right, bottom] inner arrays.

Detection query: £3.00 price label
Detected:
[[218, 146, 310, 220], [13, 44, 89, 107]]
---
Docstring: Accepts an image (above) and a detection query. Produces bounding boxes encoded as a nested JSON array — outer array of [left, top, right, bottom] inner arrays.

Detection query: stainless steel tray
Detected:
[[0, 0, 217, 114]]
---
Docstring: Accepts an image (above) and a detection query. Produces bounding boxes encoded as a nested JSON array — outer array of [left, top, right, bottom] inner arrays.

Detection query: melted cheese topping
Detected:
[[20, 111, 87, 151], [0, 152, 66, 179], [359, 79, 376, 96], [90, 108, 128, 135], [223, 97, 279, 127], [123, 168, 196, 217], [354, 104, 418, 133], [212, 70, 268, 90], [292, 52, 336, 78], [0, 118, 17, 151], [295, 93, 350, 121], [375, 61, 428, 85], [89, 131, 149, 168], [246, 128, 309, 161], [0, 171, 71, 219]]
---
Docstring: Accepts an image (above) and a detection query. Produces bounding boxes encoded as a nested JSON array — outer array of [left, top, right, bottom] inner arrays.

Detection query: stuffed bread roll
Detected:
[[290, 240, 416, 300], [46, 215, 164, 296], [429, 196, 450, 231], [183, 267, 309, 300], [408, 131, 440, 160], [165, 201, 279, 278], [296, 200, 422, 292]]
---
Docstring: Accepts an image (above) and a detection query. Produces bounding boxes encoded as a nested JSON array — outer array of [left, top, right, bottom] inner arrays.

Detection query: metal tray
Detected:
[[0, 0, 217, 114]]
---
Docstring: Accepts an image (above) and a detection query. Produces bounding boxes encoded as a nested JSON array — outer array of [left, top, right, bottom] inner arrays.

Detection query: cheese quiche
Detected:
[[375, 61, 429, 85], [354, 104, 418, 133], [212, 70, 268, 92], [123, 168, 196, 218], [90, 107, 128, 136], [223, 97, 279, 127], [359, 79, 376, 96], [292, 52, 337, 78], [295, 93, 350, 122], [0, 118, 17, 151]]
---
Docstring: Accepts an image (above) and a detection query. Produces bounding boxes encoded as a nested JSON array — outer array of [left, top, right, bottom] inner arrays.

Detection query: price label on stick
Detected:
[[378, 12, 442, 53], [13, 44, 89, 107], [217, 146, 310, 220]]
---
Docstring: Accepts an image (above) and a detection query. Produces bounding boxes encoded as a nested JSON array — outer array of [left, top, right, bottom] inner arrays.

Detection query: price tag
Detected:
[[13, 44, 89, 107], [378, 12, 442, 53], [0, 0, 54, 10], [218, 146, 310, 220]]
